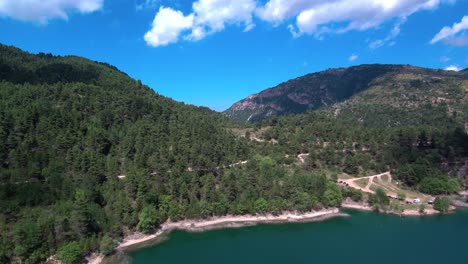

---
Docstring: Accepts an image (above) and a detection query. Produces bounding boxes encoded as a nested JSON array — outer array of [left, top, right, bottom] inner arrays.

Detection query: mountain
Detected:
[[224, 64, 468, 123], [0, 45, 249, 263], [0, 45, 361, 264], [1, 44, 466, 263]]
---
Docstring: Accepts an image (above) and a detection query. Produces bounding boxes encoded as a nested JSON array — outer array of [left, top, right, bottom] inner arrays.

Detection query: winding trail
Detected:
[[364, 177, 374, 193], [341, 171, 391, 194], [341, 172, 399, 196], [340, 172, 432, 204]]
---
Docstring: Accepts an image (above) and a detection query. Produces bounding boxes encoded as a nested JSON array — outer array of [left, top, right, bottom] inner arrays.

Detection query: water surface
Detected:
[[129, 210, 467, 264]]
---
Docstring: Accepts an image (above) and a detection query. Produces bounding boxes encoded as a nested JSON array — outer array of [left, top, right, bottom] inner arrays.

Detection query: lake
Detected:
[[128, 209, 467, 264]]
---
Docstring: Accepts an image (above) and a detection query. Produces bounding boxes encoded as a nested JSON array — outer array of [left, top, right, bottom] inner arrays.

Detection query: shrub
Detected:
[[137, 206, 160, 233], [57, 241, 83, 264], [99, 235, 116, 256], [433, 197, 450, 213]]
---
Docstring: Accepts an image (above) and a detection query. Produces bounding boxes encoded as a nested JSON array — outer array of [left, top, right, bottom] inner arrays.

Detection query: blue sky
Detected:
[[0, 0, 467, 111]]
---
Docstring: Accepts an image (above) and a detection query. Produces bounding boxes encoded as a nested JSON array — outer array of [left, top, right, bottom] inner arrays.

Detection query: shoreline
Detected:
[[88, 205, 463, 263], [341, 201, 448, 216], [116, 208, 346, 251]]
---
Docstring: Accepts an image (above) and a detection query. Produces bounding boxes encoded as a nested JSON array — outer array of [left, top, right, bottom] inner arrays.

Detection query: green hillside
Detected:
[[225, 64, 468, 123], [228, 65, 467, 208], [0, 45, 250, 263], [0, 45, 466, 264]]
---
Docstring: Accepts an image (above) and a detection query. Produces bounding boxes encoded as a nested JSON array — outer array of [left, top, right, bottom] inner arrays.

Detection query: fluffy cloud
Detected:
[[445, 65, 462, 71], [144, 0, 256, 46], [144, 7, 194, 47], [261, 0, 447, 37], [431, 16, 468, 46], [144, 0, 453, 47], [256, 0, 316, 23], [0, 0, 103, 23], [348, 54, 358, 61], [192, 0, 255, 32]]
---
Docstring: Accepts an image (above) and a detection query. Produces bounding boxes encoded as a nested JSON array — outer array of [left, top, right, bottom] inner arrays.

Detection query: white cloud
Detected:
[[144, 0, 453, 47], [191, 0, 256, 33], [144, 7, 194, 47], [431, 16, 468, 46], [256, 0, 315, 24], [0, 0, 103, 23], [260, 0, 448, 37], [348, 54, 358, 61], [445, 65, 462, 71], [144, 0, 256, 46]]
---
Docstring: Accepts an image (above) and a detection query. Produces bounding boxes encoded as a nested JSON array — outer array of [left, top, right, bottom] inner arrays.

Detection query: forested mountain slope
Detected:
[[0, 45, 250, 263], [1, 44, 467, 264], [231, 65, 467, 203], [225, 64, 468, 123]]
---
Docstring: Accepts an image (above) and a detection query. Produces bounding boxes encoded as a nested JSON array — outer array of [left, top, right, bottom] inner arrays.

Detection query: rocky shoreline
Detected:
[[116, 208, 347, 252]]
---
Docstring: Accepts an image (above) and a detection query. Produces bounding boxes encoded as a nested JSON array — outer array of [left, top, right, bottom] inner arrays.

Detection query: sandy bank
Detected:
[[341, 201, 373, 211], [341, 200, 444, 216], [117, 209, 345, 250], [401, 208, 438, 216], [85, 254, 104, 264]]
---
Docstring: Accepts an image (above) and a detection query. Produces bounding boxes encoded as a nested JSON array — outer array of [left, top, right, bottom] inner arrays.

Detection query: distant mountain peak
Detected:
[[224, 64, 466, 122], [224, 64, 397, 122]]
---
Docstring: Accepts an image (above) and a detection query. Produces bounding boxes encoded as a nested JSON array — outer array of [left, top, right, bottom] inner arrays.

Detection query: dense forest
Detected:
[[0, 45, 253, 263], [240, 91, 467, 196], [228, 62, 467, 197], [0, 44, 467, 264]]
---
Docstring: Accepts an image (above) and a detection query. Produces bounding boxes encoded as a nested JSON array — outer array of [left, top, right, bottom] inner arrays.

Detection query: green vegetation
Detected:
[[0, 45, 347, 263], [341, 188, 363, 202], [433, 197, 451, 213], [323, 183, 343, 207], [1, 44, 467, 263], [137, 206, 160, 233], [226, 63, 468, 203], [0, 45, 249, 262], [246, 110, 467, 194], [419, 204, 426, 214], [397, 192, 406, 201], [369, 188, 390, 210], [396, 162, 463, 195], [355, 178, 369, 188], [57, 242, 84, 264], [225, 64, 467, 123], [99, 235, 116, 256]]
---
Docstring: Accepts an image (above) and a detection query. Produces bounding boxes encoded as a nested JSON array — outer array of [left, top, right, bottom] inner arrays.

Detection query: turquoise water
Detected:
[[129, 210, 467, 264]]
